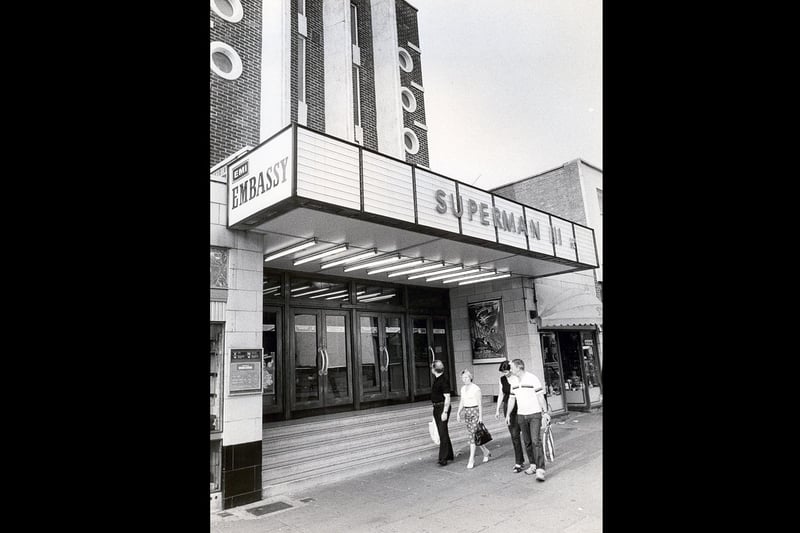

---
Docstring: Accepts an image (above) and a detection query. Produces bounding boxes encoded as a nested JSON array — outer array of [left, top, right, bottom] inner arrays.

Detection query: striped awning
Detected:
[[536, 282, 602, 329]]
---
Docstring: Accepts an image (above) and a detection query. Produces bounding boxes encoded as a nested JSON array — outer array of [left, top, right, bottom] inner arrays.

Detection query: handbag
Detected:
[[475, 421, 492, 446], [428, 417, 440, 445]]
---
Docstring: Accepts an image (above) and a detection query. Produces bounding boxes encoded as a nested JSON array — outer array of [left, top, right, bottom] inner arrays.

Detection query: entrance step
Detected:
[[261, 398, 508, 499]]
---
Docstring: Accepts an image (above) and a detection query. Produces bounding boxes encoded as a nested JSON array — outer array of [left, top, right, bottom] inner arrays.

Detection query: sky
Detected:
[[411, 0, 602, 191]]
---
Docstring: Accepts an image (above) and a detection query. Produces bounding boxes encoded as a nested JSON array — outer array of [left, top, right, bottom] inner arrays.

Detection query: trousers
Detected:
[[502, 401, 524, 465], [432, 403, 454, 462], [518, 412, 545, 470]]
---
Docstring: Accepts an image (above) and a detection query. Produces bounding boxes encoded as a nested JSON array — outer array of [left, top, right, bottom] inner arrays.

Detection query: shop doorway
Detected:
[[290, 308, 353, 410], [410, 316, 450, 397], [358, 312, 408, 402], [556, 330, 603, 409]]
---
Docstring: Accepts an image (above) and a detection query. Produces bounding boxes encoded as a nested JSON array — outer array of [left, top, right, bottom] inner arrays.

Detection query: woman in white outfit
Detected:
[[456, 369, 491, 469]]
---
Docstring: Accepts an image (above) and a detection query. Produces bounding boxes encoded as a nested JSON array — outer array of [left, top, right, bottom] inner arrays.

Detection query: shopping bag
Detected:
[[428, 418, 440, 445], [543, 418, 555, 462], [475, 421, 492, 446]]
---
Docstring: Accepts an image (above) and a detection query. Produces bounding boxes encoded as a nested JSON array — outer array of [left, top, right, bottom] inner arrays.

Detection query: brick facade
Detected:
[[354, 0, 379, 151], [396, 0, 429, 167], [210, 0, 263, 168]]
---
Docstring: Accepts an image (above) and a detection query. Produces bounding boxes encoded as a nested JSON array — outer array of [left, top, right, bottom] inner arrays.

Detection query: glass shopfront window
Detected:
[[289, 276, 347, 302], [355, 284, 403, 305], [210, 323, 224, 432], [540, 333, 565, 413]]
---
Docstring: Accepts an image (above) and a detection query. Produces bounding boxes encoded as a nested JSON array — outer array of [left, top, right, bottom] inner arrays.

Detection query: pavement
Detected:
[[211, 408, 602, 533]]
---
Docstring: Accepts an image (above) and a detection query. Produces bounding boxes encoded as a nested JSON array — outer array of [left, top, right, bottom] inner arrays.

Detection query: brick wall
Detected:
[[210, 0, 263, 168], [396, 0, 429, 167], [493, 161, 587, 225], [354, 0, 379, 151], [295, 0, 326, 131]]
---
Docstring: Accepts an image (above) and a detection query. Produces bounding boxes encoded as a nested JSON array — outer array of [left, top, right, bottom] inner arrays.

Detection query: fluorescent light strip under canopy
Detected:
[[357, 292, 382, 300], [359, 293, 396, 302], [293, 243, 349, 266], [291, 287, 330, 298], [264, 237, 317, 262], [263, 286, 281, 293], [387, 261, 445, 277], [289, 285, 312, 293], [407, 265, 463, 280], [458, 273, 512, 286], [343, 254, 401, 273], [309, 289, 347, 299], [325, 293, 351, 300], [320, 248, 379, 269], [366, 258, 423, 275], [442, 270, 498, 284], [426, 268, 482, 282]]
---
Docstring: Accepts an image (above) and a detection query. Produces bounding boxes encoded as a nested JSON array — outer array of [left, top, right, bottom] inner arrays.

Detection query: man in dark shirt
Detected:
[[431, 360, 454, 466]]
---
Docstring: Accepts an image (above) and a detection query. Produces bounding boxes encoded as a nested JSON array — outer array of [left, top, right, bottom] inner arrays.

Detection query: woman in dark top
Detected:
[[431, 360, 454, 466], [494, 360, 525, 473]]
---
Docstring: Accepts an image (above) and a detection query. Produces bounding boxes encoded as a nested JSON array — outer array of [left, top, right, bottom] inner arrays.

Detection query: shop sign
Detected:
[[230, 349, 262, 393], [228, 127, 293, 226]]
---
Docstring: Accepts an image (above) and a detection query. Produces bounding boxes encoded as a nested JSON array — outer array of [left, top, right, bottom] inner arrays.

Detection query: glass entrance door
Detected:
[[411, 316, 450, 396], [558, 331, 587, 407], [358, 312, 408, 402], [539, 332, 566, 414], [262, 307, 282, 415], [580, 331, 602, 404], [291, 309, 352, 410]]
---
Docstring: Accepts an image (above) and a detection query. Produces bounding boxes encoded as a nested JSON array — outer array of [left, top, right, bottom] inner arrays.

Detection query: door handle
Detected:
[[428, 346, 435, 361], [322, 348, 329, 375], [382, 346, 390, 372], [318, 347, 325, 376]]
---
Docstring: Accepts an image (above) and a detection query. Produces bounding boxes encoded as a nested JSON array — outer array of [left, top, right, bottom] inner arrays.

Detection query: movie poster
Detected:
[[468, 299, 507, 363]]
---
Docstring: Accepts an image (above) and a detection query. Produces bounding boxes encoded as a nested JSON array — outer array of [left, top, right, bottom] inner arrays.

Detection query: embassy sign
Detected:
[[227, 127, 293, 226]]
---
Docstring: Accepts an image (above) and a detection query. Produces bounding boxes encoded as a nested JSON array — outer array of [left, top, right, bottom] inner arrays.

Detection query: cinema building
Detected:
[[210, 0, 601, 510]]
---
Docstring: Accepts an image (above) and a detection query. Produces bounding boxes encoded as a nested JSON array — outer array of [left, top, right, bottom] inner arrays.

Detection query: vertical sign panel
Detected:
[[551, 217, 577, 261], [524, 207, 554, 256], [458, 184, 497, 243], [574, 226, 598, 266], [362, 151, 415, 223], [415, 169, 460, 233], [492, 196, 528, 251], [296, 129, 361, 210], [228, 128, 293, 226]]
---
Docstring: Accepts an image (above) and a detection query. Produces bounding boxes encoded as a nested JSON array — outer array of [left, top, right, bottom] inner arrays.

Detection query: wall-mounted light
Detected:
[[387, 261, 445, 277], [408, 265, 463, 280], [320, 248, 379, 269], [293, 243, 349, 266], [343, 254, 401, 272], [264, 237, 317, 262], [458, 273, 512, 286], [366, 258, 423, 275]]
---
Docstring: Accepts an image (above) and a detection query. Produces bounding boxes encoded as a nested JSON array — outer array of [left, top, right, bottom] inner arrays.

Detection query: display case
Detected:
[[210, 323, 224, 433]]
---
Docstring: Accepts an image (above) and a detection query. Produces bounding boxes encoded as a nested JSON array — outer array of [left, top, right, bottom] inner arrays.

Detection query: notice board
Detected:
[[230, 349, 262, 394]]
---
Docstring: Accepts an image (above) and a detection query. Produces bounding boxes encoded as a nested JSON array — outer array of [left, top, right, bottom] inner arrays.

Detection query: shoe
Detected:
[[512, 464, 524, 473], [467, 460, 474, 469], [524, 465, 536, 475], [535, 468, 546, 482], [482, 453, 491, 463], [437, 460, 448, 466]]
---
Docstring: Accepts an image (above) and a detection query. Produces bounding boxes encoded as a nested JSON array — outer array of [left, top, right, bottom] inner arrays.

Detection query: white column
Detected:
[[323, 0, 355, 142], [370, 0, 404, 158]]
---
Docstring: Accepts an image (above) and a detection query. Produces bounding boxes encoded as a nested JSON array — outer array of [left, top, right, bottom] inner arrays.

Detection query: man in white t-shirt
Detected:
[[505, 358, 551, 481]]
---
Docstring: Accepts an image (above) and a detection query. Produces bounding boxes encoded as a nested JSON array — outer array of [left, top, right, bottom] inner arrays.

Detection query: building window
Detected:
[[210, 247, 228, 288], [210, 0, 243, 23], [210, 41, 243, 80], [403, 128, 419, 155], [210, 323, 224, 433], [400, 87, 417, 112], [350, 3, 358, 46], [298, 36, 306, 103], [298, 0, 305, 16], [398, 47, 413, 72], [597, 189, 603, 215], [352, 66, 361, 127]]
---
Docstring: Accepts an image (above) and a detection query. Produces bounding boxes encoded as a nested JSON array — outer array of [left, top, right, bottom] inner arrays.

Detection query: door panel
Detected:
[[384, 315, 406, 396], [292, 312, 321, 408], [558, 331, 587, 406], [323, 312, 351, 404], [412, 318, 431, 393], [359, 315, 383, 398], [262, 307, 282, 415]]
